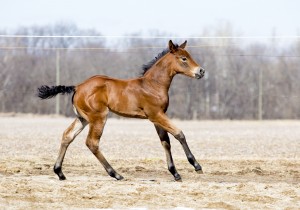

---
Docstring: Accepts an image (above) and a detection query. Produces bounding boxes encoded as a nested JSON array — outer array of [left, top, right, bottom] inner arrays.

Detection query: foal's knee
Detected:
[[174, 131, 186, 143]]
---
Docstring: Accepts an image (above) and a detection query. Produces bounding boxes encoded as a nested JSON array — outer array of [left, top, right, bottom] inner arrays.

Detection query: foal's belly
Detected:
[[109, 106, 147, 119], [107, 96, 147, 119]]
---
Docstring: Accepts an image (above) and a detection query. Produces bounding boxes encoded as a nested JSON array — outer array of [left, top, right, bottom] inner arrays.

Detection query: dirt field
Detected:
[[0, 115, 299, 209]]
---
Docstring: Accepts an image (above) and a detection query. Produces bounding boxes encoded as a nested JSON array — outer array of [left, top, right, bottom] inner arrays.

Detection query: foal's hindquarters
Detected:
[[54, 77, 126, 181]]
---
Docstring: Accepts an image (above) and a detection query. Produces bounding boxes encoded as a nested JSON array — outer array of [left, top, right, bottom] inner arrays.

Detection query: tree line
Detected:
[[0, 23, 299, 119]]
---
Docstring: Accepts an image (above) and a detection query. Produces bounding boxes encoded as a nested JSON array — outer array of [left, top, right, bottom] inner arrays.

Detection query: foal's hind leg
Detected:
[[54, 117, 87, 180], [155, 125, 181, 181], [86, 116, 123, 180]]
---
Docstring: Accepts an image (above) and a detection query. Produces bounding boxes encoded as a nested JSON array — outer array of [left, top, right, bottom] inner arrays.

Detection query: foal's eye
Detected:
[[181, 57, 187, 62]]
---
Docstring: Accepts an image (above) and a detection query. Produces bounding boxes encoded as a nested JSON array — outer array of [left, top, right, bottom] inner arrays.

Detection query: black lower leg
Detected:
[[175, 131, 203, 173], [53, 165, 66, 180], [107, 168, 124, 180], [155, 125, 182, 181], [169, 165, 181, 181], [187, 154, 202, 172]]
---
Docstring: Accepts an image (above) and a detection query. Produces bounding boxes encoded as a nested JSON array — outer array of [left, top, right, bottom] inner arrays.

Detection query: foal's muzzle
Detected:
[[195, 68, 205, 79]]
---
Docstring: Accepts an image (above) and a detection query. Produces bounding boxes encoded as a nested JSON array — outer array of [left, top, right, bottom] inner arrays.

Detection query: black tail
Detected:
[[37, 85, 75, 99]]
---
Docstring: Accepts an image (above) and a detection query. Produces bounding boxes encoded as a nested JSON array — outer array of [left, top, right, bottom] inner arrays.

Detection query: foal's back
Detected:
[[73, 75, 147, 119]]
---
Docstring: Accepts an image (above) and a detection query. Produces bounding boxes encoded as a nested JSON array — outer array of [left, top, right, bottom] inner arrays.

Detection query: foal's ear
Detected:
[[179, 40, 187, 49], [169, 40, 178, 53]]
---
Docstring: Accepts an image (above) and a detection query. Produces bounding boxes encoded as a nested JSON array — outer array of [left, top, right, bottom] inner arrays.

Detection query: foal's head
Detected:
[[167, 40, 205, 79]]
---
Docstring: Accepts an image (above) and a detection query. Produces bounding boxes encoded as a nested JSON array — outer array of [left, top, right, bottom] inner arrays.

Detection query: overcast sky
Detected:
[[1, 0, 299, 37]]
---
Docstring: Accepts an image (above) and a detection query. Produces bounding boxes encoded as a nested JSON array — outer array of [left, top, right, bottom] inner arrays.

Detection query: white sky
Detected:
[[0, 0, 299, 37]]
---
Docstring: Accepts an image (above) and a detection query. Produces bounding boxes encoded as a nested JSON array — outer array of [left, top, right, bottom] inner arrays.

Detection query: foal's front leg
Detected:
[[151, 112, 203, 174], [154, 125, 181, 181], [174, 131, 203, 174]]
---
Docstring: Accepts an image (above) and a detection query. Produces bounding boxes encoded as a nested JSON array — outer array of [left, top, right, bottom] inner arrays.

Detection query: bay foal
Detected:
[[38, 40, 205, 181]]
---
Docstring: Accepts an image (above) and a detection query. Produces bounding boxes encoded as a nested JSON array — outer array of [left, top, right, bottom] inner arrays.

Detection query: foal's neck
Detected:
[[143, 62, 176, 92]]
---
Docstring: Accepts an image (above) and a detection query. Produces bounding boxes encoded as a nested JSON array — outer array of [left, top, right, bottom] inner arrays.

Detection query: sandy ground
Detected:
[[0, 115, 299, 209]]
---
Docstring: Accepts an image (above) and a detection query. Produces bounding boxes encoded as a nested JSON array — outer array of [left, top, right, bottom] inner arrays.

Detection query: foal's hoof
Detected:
[[54, 166, 66, 180], [175, 178, 182, 182], [174, 175, 182, 182], [196, 169, 204, 174], [115, 174, 124, 180]]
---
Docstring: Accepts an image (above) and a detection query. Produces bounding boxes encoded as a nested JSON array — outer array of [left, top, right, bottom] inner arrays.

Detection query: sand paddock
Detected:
[[0, 115, 299, 209]]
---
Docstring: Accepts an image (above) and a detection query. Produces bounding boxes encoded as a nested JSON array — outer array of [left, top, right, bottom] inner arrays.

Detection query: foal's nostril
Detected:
[[200, 68, 205, 74]]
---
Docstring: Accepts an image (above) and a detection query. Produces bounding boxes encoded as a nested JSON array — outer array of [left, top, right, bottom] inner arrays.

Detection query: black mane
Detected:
[[141, 44, 178, 75]]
